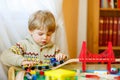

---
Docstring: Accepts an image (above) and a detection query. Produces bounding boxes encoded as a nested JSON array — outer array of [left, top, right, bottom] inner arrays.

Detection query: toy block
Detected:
[[45, 69, 76, 80]]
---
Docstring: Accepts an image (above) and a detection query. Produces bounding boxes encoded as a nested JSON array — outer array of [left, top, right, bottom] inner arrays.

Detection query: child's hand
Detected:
[[21, 60, 37, 67], [55, 53, 67, 61]]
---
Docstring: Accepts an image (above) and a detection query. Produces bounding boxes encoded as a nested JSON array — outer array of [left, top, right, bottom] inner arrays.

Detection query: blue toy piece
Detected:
[[32, 75, 37, 80], [50, 58, 57, 63], [50, 58, 64, 67], [25, 73, 32, 80]]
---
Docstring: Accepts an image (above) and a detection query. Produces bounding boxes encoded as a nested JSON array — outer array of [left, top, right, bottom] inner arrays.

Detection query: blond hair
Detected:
[[28, 10, 56, 33]]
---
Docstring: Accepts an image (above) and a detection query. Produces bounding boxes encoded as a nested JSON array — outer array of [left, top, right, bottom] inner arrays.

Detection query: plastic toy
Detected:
[[44, 69, 76, 80], [22, 57, 64, 80], [110, 67, 118, 74], [79, 41, 115, 73], [22, 58, 64, 71], [25, 73, 32, 80], [85, 74, 100, 79], [50, 58, 64, 67]]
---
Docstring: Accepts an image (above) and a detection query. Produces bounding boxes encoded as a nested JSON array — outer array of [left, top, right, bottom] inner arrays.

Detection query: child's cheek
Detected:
[[33, 35, 41, 43]]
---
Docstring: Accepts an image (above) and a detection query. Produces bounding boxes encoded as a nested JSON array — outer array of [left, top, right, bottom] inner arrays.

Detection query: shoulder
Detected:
[[17, 34, 34, 47]]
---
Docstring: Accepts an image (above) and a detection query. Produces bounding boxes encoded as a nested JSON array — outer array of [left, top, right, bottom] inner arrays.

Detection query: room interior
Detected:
[[0, 0, 120, 80]]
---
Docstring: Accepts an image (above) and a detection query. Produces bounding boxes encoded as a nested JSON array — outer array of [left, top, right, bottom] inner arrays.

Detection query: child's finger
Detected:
[[55, 54, 65, 61], [55, 55, 60, 61]]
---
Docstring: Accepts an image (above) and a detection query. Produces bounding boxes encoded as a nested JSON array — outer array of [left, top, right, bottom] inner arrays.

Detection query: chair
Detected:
[[8, 66, 22, 80]]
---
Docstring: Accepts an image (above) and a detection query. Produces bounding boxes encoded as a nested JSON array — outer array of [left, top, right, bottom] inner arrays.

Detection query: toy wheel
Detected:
[[38, 66, 42, 70], [24, 67, 28, 71], [53, 63, 57, 67], [45, 66, 49, 69], [31, 66, 35, 70], [60, 60, 64, 64]]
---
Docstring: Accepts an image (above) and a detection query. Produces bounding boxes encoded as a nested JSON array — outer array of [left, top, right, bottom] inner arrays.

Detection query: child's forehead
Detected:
[[35, 29, 52, 33]]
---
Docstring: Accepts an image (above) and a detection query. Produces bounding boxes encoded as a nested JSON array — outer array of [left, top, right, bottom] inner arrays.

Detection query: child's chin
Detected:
[[40, 43, 47, 46], [37, 43, 45, 46]]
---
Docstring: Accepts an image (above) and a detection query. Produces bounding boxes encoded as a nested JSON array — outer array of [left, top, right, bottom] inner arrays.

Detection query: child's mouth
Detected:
[[42, 41, 47, 44]]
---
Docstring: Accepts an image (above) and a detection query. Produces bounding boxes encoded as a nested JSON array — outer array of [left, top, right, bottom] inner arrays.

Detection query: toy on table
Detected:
[[22, 57, 64, 70], [110, 67, 119, 74], [85, 74, 100, 79], [52, 41, 120, 70], [44, 69, 76, 80], [79, 41, 115, 73], [23, 57, 64, 80]]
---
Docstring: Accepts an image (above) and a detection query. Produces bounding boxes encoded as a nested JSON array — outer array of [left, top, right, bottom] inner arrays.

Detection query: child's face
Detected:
[[30, 29, 53, 46]]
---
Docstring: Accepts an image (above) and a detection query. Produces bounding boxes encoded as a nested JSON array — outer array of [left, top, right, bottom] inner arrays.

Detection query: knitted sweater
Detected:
[[0, 35, 60, 67]]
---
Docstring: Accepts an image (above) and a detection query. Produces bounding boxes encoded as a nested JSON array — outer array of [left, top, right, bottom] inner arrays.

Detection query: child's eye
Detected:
[[47, 33, 52, 36], [47, 32, 52, 36], [38, 33, 44, 36]]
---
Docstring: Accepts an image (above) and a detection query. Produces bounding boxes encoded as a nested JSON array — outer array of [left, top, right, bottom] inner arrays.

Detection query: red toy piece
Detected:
[[39, 70, 44, 75], [79, 41, 115, 73], [86, 74, 100, 79]]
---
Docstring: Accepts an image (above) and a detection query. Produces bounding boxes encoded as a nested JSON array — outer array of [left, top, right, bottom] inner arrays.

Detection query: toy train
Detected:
[[22, 58, 64, 80], [22, 57, 64, 70]]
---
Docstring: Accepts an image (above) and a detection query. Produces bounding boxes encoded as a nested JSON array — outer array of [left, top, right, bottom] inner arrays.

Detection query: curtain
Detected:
[[77, 0, 87, 56], [0, 0, 68, 79]]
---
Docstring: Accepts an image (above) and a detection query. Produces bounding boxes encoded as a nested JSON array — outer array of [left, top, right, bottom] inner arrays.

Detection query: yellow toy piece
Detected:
[[30, 70, 36, 75], [45, 69, 76, 80]]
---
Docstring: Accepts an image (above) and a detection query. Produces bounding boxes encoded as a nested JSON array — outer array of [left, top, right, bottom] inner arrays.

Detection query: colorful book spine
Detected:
[[109, 0, 114, 8], [99, 16, 104, 46], [118, 0, 120, 8], [108, 17, 113, 45], [112, 16, 118, 46], [104, 16, 109, 46], [103, 16, 107, 46], [114, 0, 118, 8], [101, 0, 109, 8], [117, 17, 120, 46]]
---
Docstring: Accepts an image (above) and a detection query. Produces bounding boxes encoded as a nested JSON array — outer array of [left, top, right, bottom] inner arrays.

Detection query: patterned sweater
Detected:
[[0, 35, 61, 67]]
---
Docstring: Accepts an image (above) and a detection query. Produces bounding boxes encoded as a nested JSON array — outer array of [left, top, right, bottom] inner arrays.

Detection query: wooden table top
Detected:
[[59, 63, 120, 70]]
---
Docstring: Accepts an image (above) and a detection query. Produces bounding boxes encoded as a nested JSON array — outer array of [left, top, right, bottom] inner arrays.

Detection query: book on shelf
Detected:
[[114, 0, 118, 8], [109, 0, 114, 8], [117, 17, 120, 46], [99, 16, 109, 46], [100, 0, 109, 8], [100, 0, 120, 9], [99, 16, 120, 47], [102, 16, 108, 46], [108, 16, 113, 45], [118, 0, 120, 8], [112, 16, 118, 46], [104, 16, 109, 46], [99, 16, 104, 46], [100, 0, 114, 8]]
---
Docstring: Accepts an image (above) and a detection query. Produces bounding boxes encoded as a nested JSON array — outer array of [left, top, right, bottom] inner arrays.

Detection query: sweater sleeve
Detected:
[[0, 41, 26, 66]]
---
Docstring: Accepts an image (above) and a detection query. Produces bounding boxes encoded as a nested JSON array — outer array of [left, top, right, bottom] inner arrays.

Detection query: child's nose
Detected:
[[43, 34, 47, 39]]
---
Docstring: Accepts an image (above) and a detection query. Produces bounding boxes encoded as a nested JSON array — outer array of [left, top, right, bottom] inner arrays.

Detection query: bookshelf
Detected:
[[87, 0, 120, 58]]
